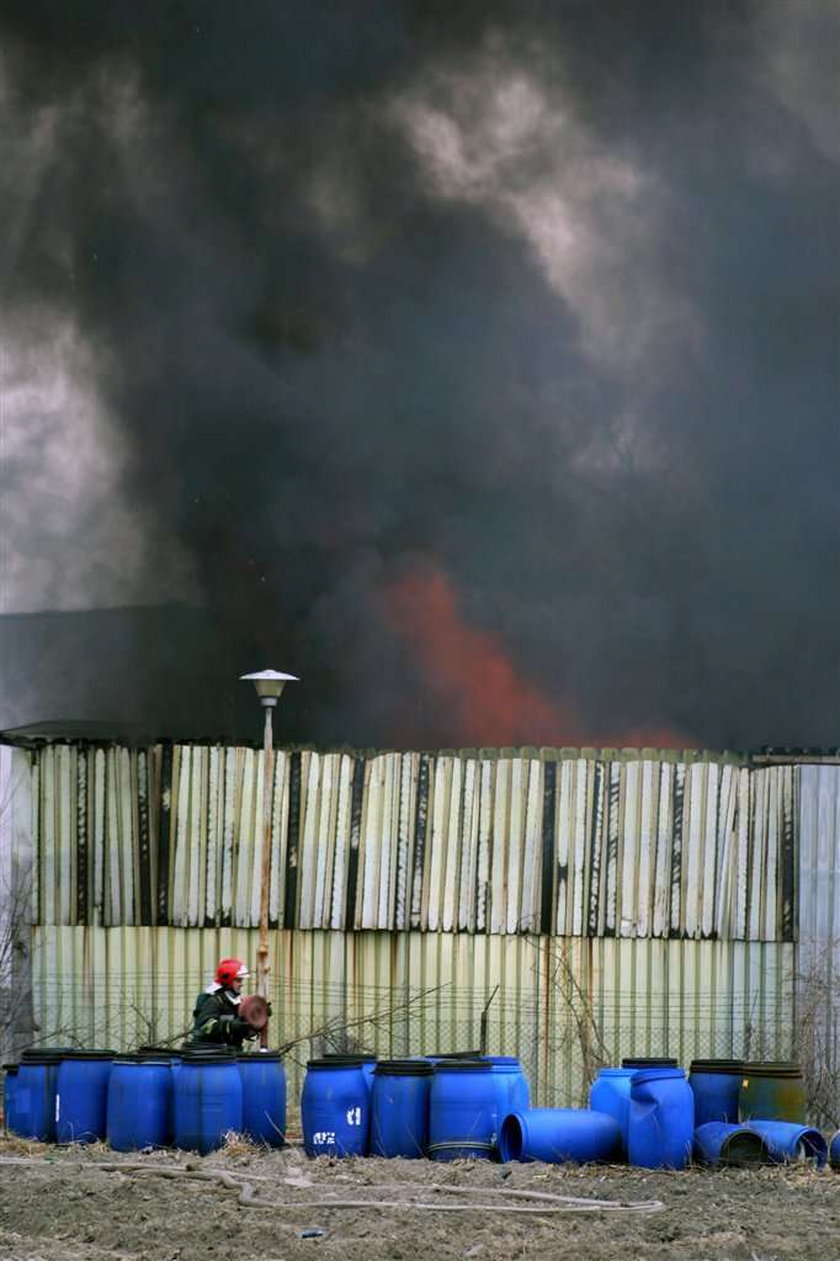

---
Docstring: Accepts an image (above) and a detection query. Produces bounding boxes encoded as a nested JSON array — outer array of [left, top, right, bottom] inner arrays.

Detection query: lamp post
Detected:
[[240, 670, 299, 1041]]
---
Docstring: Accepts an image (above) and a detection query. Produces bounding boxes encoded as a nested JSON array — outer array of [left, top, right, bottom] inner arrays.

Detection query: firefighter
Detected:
[[187, 957, 269, 1050]]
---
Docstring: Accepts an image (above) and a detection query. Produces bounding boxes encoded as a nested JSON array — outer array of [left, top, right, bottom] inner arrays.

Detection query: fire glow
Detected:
[[385, 565, 689, 750]]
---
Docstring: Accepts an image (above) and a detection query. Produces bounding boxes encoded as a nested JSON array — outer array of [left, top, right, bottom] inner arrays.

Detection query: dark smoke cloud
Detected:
[[1, 2, 838, 747]]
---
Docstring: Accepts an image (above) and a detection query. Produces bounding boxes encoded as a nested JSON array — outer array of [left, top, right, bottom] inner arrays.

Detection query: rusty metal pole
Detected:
[[257, 704, 274, 1048], [240, 671, 299, 1052]]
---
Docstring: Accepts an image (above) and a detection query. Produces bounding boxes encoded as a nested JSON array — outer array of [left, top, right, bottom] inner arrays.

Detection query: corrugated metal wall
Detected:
[[31, 927, 794, 1108], [11, 743, 802, 1106], [797, 765, 840, 1121], [30, 744, 797, 940]]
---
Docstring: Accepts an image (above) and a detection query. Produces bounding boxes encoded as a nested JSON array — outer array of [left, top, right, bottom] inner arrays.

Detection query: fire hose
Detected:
[[0, 1156, 664, 1214]]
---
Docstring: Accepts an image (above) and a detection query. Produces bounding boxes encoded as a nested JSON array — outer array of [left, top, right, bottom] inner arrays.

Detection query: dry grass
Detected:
[[219, 1130, 261, 1157]]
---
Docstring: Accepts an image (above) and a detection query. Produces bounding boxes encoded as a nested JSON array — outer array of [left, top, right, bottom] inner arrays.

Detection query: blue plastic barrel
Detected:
[[480, 1057, 530, 1140], [693, 1121, 768, 1166], [428, 1059, 498, 1161], [174, 1048, 243, 1154], [745, 1120, 828, 1168], [829, 1129, 839, 1169], [370, 1059, 433, 1158], [301, 1057, 370, 1157], [688, 1060, 743, 1126], [3, 1065, 19, 1136], [12, 1051, 63, 1141], [237, 1052, 287, 1147], [319, 1049, 373, 1099], [499, 1108, 622, 1164], [589, 1068, 635, 1152], [107, 1055, 173, 1151], [56, 1051, 114, 1144], [628, 1066, 694, 1169]]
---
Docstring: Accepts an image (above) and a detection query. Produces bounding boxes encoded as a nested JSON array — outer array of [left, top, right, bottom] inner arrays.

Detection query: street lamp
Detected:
[[240, 670, 299, 1039]]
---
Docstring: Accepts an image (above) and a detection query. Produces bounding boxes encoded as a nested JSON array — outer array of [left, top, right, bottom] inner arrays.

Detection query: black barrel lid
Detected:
[[59, 1050, 116, 1060], [180, 1047, 238, 1064], [431, 1058, 492, 1072], [622, 1057, 679, 1068], [307, 1056, 368, 1070], [113, 1053, 172, 1065], [690, 1059, 744, 1074], [741, 1061, 803, 1078], [2, 1064, 19, 1073], [374, 1059, 434, 1077], [238, 1051, 284, 1063], [21, 1046, 76, 1063]]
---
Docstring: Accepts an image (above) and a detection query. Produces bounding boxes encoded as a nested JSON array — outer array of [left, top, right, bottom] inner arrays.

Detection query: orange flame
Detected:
[[385, 565, 690, 750]]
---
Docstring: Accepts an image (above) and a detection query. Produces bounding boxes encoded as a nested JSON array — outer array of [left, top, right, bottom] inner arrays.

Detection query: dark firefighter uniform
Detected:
[[188, 983, 259, 1050]]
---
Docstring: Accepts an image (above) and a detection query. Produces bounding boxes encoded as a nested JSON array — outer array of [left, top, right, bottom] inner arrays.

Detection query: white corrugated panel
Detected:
[[23, 743, 797, 941]]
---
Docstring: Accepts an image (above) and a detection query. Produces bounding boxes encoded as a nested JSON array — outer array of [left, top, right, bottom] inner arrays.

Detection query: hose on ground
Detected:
[[0, 1155, 664, 1214]]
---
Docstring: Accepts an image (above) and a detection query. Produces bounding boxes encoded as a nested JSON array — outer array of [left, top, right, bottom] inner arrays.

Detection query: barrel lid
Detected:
[[374, 1059, 434, 1077], [238, 1051, 283, 1063], [690, 1059, 744, 1075], [136, 1046, 180, 1058], [20, 1050, 64, 1064], [180, 1048, 238, 1064], [622, 1057, 679, 1068], [306, 1056, 368, 1069], [741, 1061, 803, 1078], [113, 1053, 171, 1065], [2, 1064, 19, 1072], [431, 1058, 493, 1072], [59, 1050, 116, 1060]]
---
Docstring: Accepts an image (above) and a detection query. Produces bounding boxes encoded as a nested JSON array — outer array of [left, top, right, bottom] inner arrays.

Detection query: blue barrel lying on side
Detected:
[[370, 1059, 433, 1158], [13, 1050, 63, 1142], [589, 1068, 636, 1153], [693, 1122, 768, 1166], [56, 1051, 115, 1144], [107, 1054, 173, 1151], [428, 1059, 500, 1161], [174, 1048, 242, 1155], [499, 1108, 622, 1164], [688, 1060, 743, 1127], [238, 1052, 287, 1147], [301, 1057, 370, 1157], [628, 1067, 694, 1169], [744, 1120, 828, 1168]]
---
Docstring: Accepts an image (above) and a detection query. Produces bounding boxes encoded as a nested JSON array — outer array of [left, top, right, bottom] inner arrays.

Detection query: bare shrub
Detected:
[[792, 939, 840, 1130]]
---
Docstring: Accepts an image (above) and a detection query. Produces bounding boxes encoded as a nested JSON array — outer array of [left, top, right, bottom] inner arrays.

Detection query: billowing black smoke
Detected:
[[1, 3, 838, 747]]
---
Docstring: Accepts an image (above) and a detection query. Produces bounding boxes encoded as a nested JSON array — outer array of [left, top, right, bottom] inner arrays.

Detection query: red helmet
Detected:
[[216, 958, 250, 987]]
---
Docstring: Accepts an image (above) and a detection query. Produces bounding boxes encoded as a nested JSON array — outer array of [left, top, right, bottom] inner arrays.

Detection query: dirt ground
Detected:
[[0, 1134, 837, 1261]]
